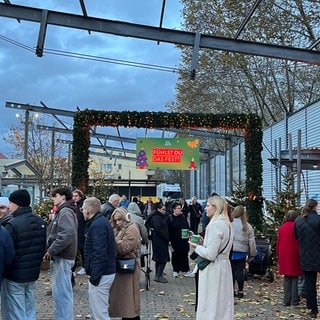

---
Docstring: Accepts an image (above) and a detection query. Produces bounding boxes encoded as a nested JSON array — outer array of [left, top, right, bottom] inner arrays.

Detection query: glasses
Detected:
[[160, 208, 166, 211]]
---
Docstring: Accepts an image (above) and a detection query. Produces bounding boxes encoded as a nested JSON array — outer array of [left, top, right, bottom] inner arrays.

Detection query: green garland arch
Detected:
[[72, 110, 263, 230]]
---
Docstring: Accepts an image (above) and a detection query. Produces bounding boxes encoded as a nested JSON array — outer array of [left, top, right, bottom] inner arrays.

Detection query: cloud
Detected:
[[0, 0, 183, 154]]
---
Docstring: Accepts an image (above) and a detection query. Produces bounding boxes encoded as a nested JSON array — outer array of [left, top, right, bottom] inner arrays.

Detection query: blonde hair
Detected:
[[207, 195, 230, 224], [232, 205, 248, 234], [72, 189, 84, 199], [110, 207, 131, 227]]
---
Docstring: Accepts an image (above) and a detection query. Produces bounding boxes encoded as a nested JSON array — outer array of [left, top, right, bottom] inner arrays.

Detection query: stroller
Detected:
[[247, 235, 274, 282], [140, 244, 152, 290]]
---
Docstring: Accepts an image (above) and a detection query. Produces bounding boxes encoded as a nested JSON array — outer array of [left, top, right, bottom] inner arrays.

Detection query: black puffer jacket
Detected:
[[294, 211, 320, 271], [4, 207, 46, 282]]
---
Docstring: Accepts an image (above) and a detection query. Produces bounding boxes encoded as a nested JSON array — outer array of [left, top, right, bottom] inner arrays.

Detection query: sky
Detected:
[[0, 0, 183, 155]]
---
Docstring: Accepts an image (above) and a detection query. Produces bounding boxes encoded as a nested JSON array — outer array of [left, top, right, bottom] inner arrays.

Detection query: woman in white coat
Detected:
[[190, 195, 234, 320]]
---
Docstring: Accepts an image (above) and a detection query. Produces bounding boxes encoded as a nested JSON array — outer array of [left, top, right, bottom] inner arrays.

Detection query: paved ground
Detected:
[[3, 259, 320, 320]]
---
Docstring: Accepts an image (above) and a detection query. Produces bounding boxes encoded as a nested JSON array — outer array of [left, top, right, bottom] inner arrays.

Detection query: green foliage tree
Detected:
[[33, 199, 54, 223], [264, 172, 302, 242]]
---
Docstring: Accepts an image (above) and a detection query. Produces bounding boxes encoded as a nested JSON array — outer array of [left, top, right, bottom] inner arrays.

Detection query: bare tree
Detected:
[[3, 115, 70, 200], [171, 0, 320, 127]]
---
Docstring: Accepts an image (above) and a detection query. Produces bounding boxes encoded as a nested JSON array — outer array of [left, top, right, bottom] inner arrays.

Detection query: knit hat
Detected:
[[9, 189, 31, 207], [0, 197, 9, 207]]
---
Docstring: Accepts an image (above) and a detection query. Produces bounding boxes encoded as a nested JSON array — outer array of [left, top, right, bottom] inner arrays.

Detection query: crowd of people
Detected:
[[0, 189, 320, 319]]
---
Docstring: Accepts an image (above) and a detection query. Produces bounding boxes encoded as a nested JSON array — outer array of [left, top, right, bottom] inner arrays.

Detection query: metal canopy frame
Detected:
[[6, 101, 230, 158], [0, 2, 319, 65]]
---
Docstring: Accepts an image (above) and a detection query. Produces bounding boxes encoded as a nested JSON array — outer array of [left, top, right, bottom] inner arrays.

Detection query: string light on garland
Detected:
[[72, 110, 263, 230]]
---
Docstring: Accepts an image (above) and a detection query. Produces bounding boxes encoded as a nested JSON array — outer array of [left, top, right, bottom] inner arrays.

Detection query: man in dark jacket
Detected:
[[101, 193, 120, 220], [83, 196, 116, 319], [44, 187, 78, 320], [1, 189, 46, 320]]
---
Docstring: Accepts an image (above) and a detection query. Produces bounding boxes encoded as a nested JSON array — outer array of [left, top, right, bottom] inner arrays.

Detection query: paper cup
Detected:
[[191, 234, 200, 244], [181, 229, 189, 239]]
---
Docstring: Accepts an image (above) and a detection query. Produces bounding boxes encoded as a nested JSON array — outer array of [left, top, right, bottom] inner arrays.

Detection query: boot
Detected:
[[154, 263, 168, 283], [154, 262, 160, 281]]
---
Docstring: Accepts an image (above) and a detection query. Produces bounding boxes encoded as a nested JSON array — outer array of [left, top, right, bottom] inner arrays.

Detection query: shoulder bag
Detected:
[[116, 257, 136, 273], [197, 226, 231, 270]]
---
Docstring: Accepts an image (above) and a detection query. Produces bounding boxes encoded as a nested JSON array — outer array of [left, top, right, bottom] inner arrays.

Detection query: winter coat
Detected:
[[195, 216, 234, 320], [84, 213, 116, 285], [101, 201, 115, 220], [277, 220, 302, 276], [232, 217, 257, 257], [167, 213, 190, 253], [75, 200, 86, 251], [109, 222, 140, 318], [0, 225, 15, 285], [189, 202, 202, 220], [181, 202, 189, 219], [294, 211, 320, 271], [150, 210, 170, 263], [0, 214, 13, 226], [4, 207, 46, 283], [129, 210, 149, 257], [47, 200, 78, 260]]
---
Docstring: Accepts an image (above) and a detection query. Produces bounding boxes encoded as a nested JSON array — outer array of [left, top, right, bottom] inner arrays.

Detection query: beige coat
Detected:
[[109, 222, 140, 318], [195, 217, 234, 320]]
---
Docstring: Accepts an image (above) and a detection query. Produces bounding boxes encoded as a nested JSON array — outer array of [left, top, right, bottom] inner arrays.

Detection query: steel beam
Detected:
[[7, 101, 239, 140], [0, 3, 319, 64], [6, 101, 75, 117]]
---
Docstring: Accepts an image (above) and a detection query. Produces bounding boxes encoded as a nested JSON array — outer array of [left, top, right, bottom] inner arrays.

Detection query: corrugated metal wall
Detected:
[[191, 100, 320, 202]]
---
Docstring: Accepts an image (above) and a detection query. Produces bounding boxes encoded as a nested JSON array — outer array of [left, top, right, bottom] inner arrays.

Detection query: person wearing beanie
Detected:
[[1, 189, 46, 320], [8, 189, 31, 207], [0, 197, 12, 226], [44, 187, 78, 320]]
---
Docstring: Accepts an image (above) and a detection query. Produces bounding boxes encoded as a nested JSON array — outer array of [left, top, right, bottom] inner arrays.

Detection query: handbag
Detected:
[[197, 256, 211, 270], [116, 258, 136, 273]]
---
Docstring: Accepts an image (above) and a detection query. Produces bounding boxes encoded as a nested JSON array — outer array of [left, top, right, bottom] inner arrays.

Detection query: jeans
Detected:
[[51, 257, 74, 320], [88, 274, 115, 320], [1, 278, 36, 320], [231, 257, 246, 292]]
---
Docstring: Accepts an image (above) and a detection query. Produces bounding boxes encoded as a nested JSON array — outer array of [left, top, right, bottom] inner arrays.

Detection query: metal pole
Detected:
[[297, 130, 301, 205], [278, 137, 282, 194], [274, 139, 278, 192], [67, 143, 71, 186], [229, 138, 233, 195], [51, 130, 55, 189], [24, 109, 29, 160]]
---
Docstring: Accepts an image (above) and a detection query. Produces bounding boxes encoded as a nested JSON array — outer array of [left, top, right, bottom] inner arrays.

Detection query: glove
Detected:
[[89, 277, 100, 286]]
